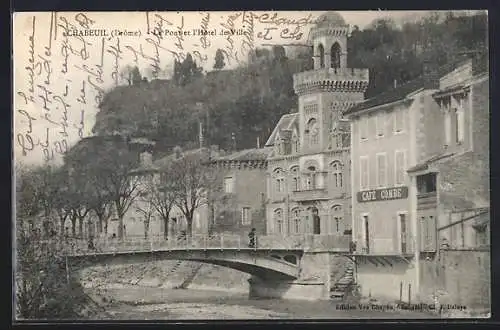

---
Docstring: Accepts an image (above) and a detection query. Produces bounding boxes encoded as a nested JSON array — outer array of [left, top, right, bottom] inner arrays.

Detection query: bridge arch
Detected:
[[67, 249, 302, 281]]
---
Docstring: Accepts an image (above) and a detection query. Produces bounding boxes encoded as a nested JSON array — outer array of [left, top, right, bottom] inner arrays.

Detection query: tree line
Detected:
[[17, 138, 222, 243]]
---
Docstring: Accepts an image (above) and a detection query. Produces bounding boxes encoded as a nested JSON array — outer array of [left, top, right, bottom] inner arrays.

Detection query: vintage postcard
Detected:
[[12, 10, 490, 321]]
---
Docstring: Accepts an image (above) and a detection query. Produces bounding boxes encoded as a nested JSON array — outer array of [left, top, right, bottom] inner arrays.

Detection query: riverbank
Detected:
[[78, 260, 250, 292], [86, 285, 441, 320], [77, 261, 489, 319]]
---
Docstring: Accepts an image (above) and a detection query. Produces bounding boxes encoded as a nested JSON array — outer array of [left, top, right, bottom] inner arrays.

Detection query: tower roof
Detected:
[[316, 11, 347, 27]]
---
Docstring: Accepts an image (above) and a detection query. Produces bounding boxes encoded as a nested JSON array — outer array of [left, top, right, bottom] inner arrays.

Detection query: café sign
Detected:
[[357, 186, 408, 203]]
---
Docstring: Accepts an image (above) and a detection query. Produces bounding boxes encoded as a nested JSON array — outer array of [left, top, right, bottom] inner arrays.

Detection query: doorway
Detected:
[[399, 213, 407, 254]]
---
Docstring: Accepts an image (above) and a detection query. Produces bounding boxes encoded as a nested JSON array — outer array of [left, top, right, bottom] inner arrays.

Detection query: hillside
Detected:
[[92, 12, 487, 154]]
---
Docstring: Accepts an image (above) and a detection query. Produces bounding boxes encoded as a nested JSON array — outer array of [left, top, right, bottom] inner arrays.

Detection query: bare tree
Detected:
[[134, 174, 156, 239], [64, 136, 141, 241], [14, 165, 98, 319], [170, 149, 220, 237], [147, 171, 178, 240]]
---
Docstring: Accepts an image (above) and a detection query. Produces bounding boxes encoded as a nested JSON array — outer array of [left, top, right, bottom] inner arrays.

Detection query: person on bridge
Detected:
[[88, 237, 95, 250], [248, 228, 257, 248]]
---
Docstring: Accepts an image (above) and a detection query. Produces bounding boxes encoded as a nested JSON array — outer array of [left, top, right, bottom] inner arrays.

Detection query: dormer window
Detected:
[[292, 134, 300, 153]]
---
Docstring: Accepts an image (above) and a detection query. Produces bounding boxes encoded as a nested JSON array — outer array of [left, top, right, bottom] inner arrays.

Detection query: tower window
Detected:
[[318, 44, 325, 68], [331, 43, 341, 69], [306, 118, 319, 147]]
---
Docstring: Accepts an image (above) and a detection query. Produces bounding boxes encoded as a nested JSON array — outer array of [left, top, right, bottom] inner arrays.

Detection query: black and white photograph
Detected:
[[12, 10, 490, 320]]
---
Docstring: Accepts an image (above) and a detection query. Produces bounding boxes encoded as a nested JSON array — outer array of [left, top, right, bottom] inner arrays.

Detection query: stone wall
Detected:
[[436, 77, 489, 212], [213, 167, 267, 235], [419, 249, 490, 310], [356, 259, 418, 303]]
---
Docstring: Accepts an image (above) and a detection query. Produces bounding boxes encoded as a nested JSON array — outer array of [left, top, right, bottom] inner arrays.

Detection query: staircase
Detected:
[[175, 263, 204, 289], [330, 258, 355, 300], [161, 260, 184, 281]]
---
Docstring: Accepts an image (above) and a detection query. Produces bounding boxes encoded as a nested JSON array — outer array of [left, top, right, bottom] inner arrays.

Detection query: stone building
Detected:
[[124, 145, 222, 239], [125, 143, 271, 240], [406, 58, 490, 308], [206, 148, 271, 236], [345, 56, 489, 304], [265, 12, 369, 236]]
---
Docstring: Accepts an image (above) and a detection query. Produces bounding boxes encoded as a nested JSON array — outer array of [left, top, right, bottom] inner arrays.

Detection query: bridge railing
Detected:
[[40, 233, 351, 255], [258, 234, 351, 251]]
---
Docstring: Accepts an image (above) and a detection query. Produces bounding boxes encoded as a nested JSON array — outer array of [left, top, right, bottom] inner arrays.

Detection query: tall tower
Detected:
[[293, 12, 369, 153]]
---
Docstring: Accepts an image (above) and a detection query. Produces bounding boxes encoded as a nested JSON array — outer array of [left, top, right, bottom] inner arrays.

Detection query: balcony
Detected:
[[291, 188, 329, 201], [353, 238, 416, 258], [417, 192, 437, 210], [293, 68, 369, 94]]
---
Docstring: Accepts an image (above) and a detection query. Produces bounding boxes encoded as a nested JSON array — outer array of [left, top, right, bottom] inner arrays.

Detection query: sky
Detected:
[[13, 10, 477, 166]]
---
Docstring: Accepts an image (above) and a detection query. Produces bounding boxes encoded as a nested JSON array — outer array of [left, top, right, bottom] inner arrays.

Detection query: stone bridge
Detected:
[[57, 233, 352, 300], [68, 248, 302, 280]]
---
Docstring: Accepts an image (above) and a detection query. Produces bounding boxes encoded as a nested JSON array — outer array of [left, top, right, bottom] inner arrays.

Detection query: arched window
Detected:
[[306, 118, 319, 147], [318, 44, 325, 68], [330, 161, 343, 188], [274, 209, 284, 234], [291, 208, 302, 234], [290, 166, 300, 191], [331, 43, 341, 69], [273, 168, 285, 194], [306, 165, 317, 190], [330, 205, 343, 234]]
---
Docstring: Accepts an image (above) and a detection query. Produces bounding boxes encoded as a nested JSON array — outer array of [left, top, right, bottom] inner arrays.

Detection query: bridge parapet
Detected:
[[258, 234, 351, 252], [39, 233, 351, 255]]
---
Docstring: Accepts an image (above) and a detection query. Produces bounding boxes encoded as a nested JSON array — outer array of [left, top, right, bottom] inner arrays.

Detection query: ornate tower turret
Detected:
[[312, 12, 350, 69], [293, 12, 369, 153]]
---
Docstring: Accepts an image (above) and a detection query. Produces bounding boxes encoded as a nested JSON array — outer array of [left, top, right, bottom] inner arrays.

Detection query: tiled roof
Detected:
[[132, 147, 221, 173], [129, 137, 156, 145], [211, 147, 272, 162], [345, 77, 426, 115], [407, 152, 456, 173], [265, 113, 299, 146], [345, 57, 474, 115]]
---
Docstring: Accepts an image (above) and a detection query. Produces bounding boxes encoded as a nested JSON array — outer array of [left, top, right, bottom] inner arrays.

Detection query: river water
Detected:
[[86, 285, 439, 320]]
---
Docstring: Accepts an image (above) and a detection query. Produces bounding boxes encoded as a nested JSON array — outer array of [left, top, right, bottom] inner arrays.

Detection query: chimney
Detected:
[[231, 132, 236, 151], [174, 146, 182, 159], [210, 144, 219, 154], [140, 150, 153, 167], [199, 121, 204, 149]]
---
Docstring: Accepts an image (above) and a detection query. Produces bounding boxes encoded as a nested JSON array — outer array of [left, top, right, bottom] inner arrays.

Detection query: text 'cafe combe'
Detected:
[[357, 187, 409, 203]]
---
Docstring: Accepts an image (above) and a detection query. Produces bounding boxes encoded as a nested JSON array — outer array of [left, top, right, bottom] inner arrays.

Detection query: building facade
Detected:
[[122, 145, 218, 239], [406, 58, 490, 307], [265, 12, 369, 237], [345, 57, 489, 303], [124, 144, 270, 240], [207, 148, 271, 236]]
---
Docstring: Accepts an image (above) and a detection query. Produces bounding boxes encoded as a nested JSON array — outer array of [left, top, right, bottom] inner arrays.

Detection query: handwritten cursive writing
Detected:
[[107, 38, 122, 85], [199, 12, 211, 49], [75, 12, 95, 29], [17, 109, 37, 134]]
